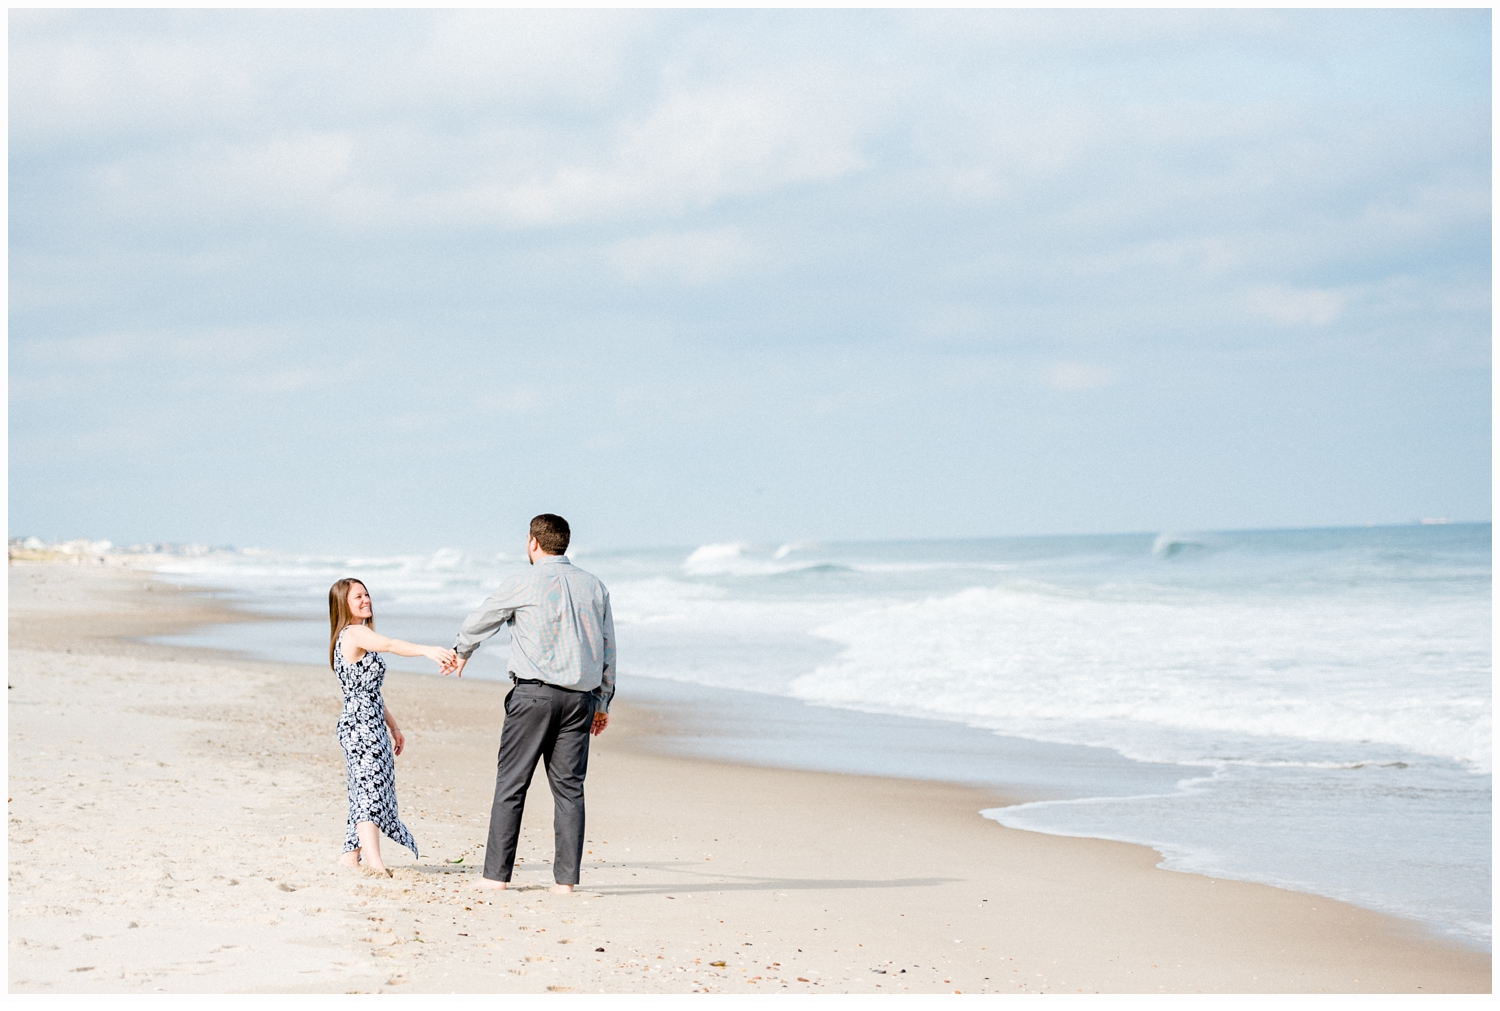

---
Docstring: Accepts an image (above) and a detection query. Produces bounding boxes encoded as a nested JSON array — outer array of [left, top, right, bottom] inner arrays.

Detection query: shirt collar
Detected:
[[535, 554, 571, 565]]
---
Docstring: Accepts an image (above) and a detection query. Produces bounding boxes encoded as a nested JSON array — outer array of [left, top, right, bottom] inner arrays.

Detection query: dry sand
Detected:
[[7, 563, 1491, 993]]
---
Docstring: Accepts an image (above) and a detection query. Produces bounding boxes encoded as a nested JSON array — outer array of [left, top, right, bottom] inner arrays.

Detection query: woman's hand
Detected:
[[387, 716, 405, 756], [425, 645, 458, 672]]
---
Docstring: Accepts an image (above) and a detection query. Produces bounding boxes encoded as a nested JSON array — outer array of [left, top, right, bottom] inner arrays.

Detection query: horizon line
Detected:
[[10, 518, 1491, 558]]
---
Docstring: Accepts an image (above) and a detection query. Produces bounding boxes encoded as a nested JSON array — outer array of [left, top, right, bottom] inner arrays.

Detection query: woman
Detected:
[[328, 577, 456, 875]]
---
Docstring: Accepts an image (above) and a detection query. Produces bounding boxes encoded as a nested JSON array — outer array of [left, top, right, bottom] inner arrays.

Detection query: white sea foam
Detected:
[[681, 541, 846, 577], [790, 583, 1491, 771], [773, 541, 816, 560], [1150, 531, 1210, 558], [681, 541, 752, 573]]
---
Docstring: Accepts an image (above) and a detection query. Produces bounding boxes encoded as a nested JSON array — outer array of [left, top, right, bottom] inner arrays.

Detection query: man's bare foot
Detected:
[[549, 883, 575, 895], [476, 878, 509, 891]]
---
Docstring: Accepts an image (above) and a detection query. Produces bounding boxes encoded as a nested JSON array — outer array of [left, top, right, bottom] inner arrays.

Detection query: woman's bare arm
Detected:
[[384, 706, 405, 755], [342, 624, 456, 669]]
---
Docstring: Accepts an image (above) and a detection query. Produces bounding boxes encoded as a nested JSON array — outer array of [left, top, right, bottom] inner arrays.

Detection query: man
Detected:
[[449, 513, 615, 894]]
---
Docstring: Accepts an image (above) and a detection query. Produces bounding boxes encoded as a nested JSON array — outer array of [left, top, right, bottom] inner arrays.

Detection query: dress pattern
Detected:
[[334, 630, 418, 857]]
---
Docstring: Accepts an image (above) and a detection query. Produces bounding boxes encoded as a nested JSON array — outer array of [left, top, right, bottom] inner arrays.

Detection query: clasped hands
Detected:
[[427, 646, 461, 675]]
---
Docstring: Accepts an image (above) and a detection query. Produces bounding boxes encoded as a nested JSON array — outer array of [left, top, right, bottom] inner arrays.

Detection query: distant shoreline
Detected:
[[10, 519, 1490, 567]]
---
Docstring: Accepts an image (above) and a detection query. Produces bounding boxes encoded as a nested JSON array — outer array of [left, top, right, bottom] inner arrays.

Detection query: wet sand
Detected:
[[7, 563, 1490, 993]]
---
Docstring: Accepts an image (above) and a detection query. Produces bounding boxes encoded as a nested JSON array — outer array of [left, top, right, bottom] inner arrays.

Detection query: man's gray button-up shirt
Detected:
[[454, 554, 616, 712]]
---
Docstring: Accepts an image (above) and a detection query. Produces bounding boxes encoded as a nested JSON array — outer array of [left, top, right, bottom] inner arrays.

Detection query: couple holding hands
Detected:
[[327, 513, 615, 893]]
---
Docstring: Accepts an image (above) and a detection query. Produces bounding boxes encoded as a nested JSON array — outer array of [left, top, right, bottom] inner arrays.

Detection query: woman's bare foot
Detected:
[[354, 821, 385, 876], [549, 884, 575, 895], [337, 850, 361, 869], [361, 865, 392, 878], [476, 878, 508, 890]]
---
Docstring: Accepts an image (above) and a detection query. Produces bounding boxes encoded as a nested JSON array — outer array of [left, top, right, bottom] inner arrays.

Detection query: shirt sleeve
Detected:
[[594, 589, 616, 713], [454, 577, 525, 659]]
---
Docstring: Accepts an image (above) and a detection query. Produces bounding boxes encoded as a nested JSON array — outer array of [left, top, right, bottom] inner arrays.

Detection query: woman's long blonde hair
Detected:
[[328, 578, 373, 669]]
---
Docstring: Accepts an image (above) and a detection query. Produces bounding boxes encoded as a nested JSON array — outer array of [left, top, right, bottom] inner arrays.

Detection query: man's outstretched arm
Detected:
[[448, 578, 523, 677]]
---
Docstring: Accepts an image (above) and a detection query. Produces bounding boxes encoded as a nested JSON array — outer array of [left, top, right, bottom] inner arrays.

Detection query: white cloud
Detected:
[[481, 388, 543, 415], [168, 132, 357, 213], [607, 227, 762, 285], [9, 13, 258, 148], [12, 326, 305, 376], [14, 331, 145, 367], [239, 370, 325, 393], [1243, 285, 1351, 326], [1041, 362, 1119, 392], [437, 80, 871, 228], [909, 304, 994, 345], [50, 70, 878, 232], [14, 11, 883, 231], [419, 9, 642, 109]]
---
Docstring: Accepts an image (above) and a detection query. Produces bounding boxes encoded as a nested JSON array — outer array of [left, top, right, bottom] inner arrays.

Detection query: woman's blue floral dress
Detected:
[[334, 628, 418, 857]]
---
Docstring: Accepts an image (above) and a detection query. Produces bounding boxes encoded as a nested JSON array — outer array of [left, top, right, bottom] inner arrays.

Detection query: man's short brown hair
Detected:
[[530, 514, 571, 555]]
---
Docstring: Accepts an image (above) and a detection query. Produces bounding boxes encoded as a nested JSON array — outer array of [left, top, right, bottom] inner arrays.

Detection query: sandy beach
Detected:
[[7, 563, 1490, 994]]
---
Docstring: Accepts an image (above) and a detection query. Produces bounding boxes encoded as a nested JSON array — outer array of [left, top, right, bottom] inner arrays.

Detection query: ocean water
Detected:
[[149, 524, 1492, 947]]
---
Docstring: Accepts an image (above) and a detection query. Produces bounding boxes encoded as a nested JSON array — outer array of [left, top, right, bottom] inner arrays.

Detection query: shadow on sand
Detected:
[[395, 862, 956, 896]]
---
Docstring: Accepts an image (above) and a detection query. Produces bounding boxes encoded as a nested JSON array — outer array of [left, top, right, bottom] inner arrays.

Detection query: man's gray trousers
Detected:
[[483, 681, 595, 885]]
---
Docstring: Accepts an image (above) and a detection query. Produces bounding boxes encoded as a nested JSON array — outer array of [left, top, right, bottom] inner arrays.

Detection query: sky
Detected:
[[8, 9, 1491, 553]]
